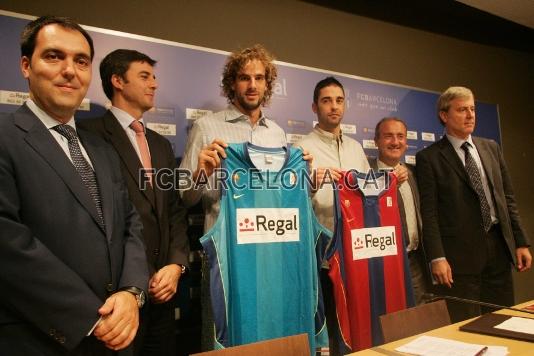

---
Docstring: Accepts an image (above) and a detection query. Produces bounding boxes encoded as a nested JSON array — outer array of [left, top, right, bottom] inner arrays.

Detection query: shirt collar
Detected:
[[313, 124, 344, 143], [26, 99, 76, 130], [446, 133, 473, 150], [224, 104, 268, 127], [377, 158, 400, 170], [111, 106, 146, 133]]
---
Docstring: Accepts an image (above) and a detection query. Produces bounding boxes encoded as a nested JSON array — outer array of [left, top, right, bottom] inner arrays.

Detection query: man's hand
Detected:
[[393, 164, 408, 184], [149, 264, 182, 304], [193, 139, 228, 181], [301, 149, 313, 164], [94, 291, 139, 350], [516, 247, 532, 272], [311, 167, 342, 193], [431, 259, 453, 288]]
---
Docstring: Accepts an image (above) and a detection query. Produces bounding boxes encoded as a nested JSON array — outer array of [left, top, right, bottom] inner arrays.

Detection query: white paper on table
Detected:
[[395, 335, 508, 356], [485, 346, 509, 356], [494, 316, 534, 335]]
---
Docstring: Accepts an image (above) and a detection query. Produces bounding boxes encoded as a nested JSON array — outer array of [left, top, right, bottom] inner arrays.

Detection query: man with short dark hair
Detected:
[[296, 76, 370, 231], [296, 78, 410, 354], [370, 117, 428, 305], [416, 86, 531, 322], [295, 76, 370, 355], [79, 49, 189, 356], [0, 16, 148, 354]]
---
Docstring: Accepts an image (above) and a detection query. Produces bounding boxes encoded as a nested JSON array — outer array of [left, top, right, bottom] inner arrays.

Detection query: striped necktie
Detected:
[[53, 124, 105, 230], [461, 142, 492, 232]]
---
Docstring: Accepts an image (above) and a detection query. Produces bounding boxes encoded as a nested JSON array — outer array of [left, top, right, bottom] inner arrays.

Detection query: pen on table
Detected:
[[474, 346, 488, 356]]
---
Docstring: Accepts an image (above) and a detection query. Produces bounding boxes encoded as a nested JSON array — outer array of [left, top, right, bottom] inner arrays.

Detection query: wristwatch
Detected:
[[119, 286, 146, 308], [179, 264, 187, 275]]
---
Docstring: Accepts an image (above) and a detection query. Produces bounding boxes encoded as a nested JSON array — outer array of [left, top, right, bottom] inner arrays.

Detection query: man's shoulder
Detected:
[[145, 126, 172, 149], [194, 108, 229, 125], [77, 112, 110, 133], [294, 130, 319, 149], [78, 124, 113, 148], [0, 112, 18, 147], [473, 136, 498, 149], [262, 115, 283, 127], [416, 137, 446, 157], [0, 111, 15, 128], [0, 106, 39, 141], [0, 105, 33, 127], [342, 134, 364, 148]]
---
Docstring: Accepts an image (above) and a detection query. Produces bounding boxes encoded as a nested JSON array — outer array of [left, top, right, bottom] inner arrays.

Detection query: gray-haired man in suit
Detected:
[[416, 86, 531, 322]]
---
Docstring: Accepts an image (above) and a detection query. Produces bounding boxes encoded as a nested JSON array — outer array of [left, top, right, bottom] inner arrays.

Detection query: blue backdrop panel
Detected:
[[0, 12, 501, 161]]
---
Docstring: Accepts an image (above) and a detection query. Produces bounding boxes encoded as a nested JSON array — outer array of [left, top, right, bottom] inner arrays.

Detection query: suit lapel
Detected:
[[16, 106, 104, 232], [103, 111, 156, 207], [438, 137, 471, 186], [406, 165, 422, 233], [78, 130, 113, 240], [146, 130, 165, 221], [473, 137, 496, 190]]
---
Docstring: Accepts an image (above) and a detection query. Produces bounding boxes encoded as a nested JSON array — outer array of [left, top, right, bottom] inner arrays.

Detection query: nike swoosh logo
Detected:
[[233, 194, 245, 199]]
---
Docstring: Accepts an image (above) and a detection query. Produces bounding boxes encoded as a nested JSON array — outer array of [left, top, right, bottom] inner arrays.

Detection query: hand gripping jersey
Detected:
[[327, 170, 415, 352], [200, 143, 330, 350]]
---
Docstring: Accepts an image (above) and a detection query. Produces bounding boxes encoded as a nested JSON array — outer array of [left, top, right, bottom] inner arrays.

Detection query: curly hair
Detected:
[[221, 44, 278, 106]]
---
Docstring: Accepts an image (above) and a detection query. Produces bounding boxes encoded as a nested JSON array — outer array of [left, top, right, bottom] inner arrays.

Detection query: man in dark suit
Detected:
[[416, 86, 531, 322], [0, 16, 149, 355], [79, 49, 189, 356], [369, 117, 429, 305]]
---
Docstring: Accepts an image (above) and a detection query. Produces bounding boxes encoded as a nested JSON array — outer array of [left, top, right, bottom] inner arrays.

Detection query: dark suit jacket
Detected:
[[78, 111, 189, 275], [0, 105, 148, 352], [416, 136, 529, 274]]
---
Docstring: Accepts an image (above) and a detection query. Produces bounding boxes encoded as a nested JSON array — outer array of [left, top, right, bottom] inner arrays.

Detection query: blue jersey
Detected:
[[200, 143, 330, 350]]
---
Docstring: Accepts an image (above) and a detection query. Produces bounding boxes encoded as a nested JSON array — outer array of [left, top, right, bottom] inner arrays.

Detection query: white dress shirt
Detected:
[[446, 133, 497, 224], [377, 159, 419, 251], [26, 99, 94, 169], [110, 106, 151, 163]]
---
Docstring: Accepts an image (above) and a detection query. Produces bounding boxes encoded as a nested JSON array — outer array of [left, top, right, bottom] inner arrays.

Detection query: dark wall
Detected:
[[2, 0, 533, 301]]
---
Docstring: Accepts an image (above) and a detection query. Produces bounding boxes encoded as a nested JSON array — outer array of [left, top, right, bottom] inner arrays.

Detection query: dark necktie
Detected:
[[461, 142, 492, 232], [53, 124, 105, 229]]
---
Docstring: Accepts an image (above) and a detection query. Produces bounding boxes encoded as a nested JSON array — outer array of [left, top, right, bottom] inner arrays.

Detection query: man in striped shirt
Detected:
[[180, 44, 304, 351]]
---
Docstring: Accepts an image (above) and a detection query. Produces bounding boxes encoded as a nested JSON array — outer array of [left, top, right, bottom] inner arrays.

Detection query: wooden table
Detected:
[[348, 300, 534, 356]]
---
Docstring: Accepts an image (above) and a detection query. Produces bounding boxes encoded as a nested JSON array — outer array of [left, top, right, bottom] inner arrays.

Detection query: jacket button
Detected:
[[106, 283, 114, 293], [49, 329, 56, 336], [153, 249, 160, 256], [58, 336, 66, 344]]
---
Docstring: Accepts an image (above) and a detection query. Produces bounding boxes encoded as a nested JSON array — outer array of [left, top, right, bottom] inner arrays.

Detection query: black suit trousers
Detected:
[[434, 224, 514, 323], [134, 300, 176, 356]]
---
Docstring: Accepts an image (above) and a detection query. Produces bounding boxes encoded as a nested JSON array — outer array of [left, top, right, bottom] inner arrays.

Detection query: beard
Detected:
[[234, 90, 264, 111]]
